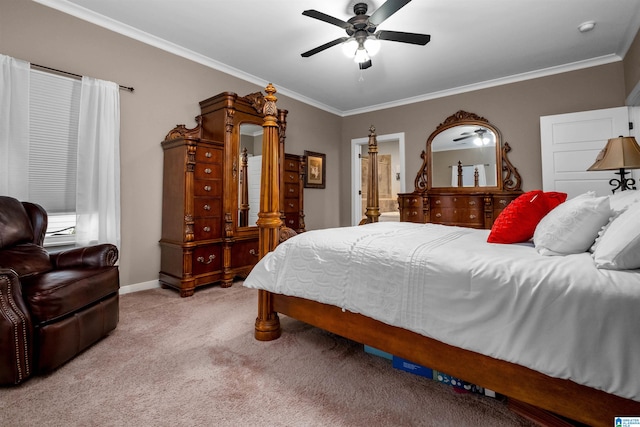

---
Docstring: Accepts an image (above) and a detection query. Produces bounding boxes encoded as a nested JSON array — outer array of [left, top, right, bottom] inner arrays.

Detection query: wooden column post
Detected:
[[254, 83, 282, 341], [360, 125, 381, 225]]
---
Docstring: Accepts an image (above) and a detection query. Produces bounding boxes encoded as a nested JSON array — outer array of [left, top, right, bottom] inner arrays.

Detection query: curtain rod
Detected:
[[31, 63, 134, 92]]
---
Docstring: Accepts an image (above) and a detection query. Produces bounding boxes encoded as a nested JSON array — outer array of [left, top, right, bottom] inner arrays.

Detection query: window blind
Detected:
[[28, 70, 81, 214]]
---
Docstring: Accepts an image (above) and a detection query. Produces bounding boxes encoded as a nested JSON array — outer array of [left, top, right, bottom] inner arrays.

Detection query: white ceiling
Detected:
[[35, 0, 640, 116]]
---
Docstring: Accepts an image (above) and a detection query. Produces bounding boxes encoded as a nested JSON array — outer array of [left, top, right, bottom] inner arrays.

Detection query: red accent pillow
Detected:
[[487, 190, 567, 243]]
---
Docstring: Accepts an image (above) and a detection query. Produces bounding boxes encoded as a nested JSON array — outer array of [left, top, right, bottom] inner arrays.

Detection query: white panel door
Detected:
[[540, 107, 633, 198]]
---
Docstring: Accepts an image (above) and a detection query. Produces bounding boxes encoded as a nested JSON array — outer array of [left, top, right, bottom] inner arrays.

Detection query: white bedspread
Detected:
[[244, 222, 640, 401]]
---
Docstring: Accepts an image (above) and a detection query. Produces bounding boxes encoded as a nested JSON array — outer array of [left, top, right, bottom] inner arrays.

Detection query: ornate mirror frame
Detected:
[[414, 110, 521, 192]]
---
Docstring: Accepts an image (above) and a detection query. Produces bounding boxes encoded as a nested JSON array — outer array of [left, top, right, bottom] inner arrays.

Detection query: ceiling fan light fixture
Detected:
[[354, 46, 370, 63], [342, 38, 359, 57], [364, 37, 381, 56]]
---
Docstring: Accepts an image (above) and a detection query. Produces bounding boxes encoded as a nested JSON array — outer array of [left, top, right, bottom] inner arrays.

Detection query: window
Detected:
[[28, 70, 81, 246]]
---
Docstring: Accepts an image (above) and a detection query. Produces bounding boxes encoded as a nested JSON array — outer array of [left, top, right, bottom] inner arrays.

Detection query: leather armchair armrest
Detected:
[[21, 202, 48, 246], [50, 244, 119, 269], [0, 268, 33, 385]]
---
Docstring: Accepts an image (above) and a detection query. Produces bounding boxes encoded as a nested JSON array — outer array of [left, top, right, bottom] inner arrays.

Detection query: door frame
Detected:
[[351, 132, 406, 226]]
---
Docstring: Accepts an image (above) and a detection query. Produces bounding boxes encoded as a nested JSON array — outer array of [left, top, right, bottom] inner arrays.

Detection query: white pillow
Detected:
[[589, 208, 625, 254], [533, 192, 611, 256], [593, 200, 640, 270], [609, 190, 640, 213]]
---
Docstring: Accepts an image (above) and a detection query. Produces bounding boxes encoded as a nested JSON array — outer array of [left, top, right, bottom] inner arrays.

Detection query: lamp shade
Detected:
[[587, 136, 640, 171]]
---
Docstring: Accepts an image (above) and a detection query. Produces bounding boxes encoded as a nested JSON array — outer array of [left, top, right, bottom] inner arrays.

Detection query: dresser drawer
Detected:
[[230, 239, 260, 269], [194, 162, 222, 180], [401, 196, 422, 209], [284, 212, 300, 229], [194, 179, 222, 197], [192, 244, 222, 276], [284, 171, 299, 184], [284, 183, 299, 197], [284, 198, 299, 213], [193, 218, 222, 240], [195, 146, 222, 164], [285, 159, 299, 172], [431, 208, 483, 226], [430, 196, 482, 209], [193, 198, 221, 218]]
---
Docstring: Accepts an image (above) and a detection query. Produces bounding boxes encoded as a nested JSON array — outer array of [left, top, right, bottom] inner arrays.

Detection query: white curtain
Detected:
[[0, 54, 30, 198], [75, 77, 121, 248]]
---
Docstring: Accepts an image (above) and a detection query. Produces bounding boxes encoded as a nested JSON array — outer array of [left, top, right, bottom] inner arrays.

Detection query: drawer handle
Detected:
[[288, 219, 294, 224], [469, 214, 477, 219], [249, 249, 259, 257], [453, 197, 457, 202], [203, 226, 211, 232], [289, 203, 294, 208], [289, 174, 295, 179], [197, 254, 215, 264], [435, 200, 441, 205], [411, 211, 418, 216], [289, 188, 294, 193], [288, 162, 295, 167], [204, 204, 211, 211], [204, 168, 212, 174], [204, 185, 211, 191], [500, 199, 508, 205], [435, 213, 442, 218], [411, 198, 418, 203], [205, 152, 212, 158], [469, 201, 476, 206]]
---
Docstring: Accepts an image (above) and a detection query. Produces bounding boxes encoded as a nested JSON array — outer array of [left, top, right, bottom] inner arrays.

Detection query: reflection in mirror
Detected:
[[238, 123, 263, 227], [431, 124, 498, 188]]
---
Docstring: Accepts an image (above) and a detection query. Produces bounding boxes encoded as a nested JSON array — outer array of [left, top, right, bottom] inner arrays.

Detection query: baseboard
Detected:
[[119, 280, 161, 295]]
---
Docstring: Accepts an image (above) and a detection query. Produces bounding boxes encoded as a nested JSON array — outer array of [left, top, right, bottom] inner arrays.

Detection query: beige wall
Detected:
[[1, 0, 341, 287], [623, 28, 640, 102], [1, 0, 636, 287]]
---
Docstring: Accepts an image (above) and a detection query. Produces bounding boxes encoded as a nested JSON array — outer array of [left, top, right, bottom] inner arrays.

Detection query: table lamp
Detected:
[[587, 136, 640, 193]]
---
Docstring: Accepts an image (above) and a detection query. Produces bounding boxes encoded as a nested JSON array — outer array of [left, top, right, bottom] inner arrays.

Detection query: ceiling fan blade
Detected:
[[376, 30, 431, 45], [302, 9, 352, 29], [369, 0, 412, 26], [358, 59, 372, 70], [301, 37, 349, 58], [453, 134, 474, 142]]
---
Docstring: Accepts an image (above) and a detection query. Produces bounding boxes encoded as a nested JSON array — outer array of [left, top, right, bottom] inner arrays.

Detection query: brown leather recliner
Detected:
[[0, 196, 119, 385]]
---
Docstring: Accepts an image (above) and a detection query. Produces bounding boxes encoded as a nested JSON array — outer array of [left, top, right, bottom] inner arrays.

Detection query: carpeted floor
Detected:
[[0, 282, 536, 426]]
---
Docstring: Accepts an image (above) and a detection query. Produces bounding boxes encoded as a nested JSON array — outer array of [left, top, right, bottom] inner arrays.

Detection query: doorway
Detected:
[[351, 132, 406, 225]]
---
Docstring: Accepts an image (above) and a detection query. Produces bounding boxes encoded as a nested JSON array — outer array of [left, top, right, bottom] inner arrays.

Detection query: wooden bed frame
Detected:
[[253, 84, 640, 427]]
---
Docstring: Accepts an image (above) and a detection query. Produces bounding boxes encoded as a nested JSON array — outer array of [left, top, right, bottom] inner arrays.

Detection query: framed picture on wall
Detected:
[[304, 150, 326, 189]]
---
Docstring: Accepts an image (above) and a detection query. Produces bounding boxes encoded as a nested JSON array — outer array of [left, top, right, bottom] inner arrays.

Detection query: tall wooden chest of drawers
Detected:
[[282, 153, 305, 233]]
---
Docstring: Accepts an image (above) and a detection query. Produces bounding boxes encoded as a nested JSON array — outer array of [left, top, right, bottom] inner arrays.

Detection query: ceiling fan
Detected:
[[453, 129, 493, 146], [301, 0, 431, 69]]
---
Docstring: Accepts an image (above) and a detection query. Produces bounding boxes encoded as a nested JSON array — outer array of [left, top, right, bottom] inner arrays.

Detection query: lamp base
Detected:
[[610, 168, 637, 194]]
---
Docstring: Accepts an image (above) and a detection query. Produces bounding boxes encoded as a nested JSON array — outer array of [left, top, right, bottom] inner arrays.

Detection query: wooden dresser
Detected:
[[398, 110, 522, 229], [159, 90, 303, 297], [399, 191, 520, 228]]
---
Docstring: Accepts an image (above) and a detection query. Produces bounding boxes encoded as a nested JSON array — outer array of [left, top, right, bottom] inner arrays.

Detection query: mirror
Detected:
[[238, 123, 263, 228], [431, 124, 498, 187], [414, 110, 519, 191]]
